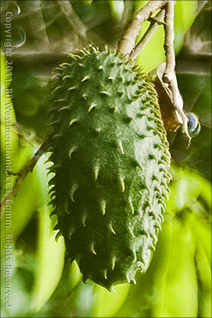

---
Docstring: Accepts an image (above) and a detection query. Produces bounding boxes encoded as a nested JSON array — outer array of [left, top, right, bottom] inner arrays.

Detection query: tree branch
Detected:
[[118, 0, 168, 57], [129, 8, 165, 60], [0, 138, 51, 219], [163, 1, 191, 145], [57, 0, 89, 45]]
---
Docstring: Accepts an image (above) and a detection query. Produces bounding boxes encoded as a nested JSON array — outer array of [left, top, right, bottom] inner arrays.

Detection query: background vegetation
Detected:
[[1, 1, 211, 317]]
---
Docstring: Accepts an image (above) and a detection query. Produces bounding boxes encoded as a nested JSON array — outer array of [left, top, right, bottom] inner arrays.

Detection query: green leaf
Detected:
[[30, 155, 65, 312], [154, 217, 198, 318], [174, 0, 199, 55], [167, 164, 211, 214], [30, 206, 65, 312], [91, 283, 130, 317], [1, 145, 40, 244]]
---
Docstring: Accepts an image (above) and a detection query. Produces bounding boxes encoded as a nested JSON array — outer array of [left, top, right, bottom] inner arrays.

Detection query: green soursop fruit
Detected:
[[48, 47, 171, 290]]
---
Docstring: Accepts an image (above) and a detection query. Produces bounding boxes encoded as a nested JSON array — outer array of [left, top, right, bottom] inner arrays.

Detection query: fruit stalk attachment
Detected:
[[118, 0, 191, 145]]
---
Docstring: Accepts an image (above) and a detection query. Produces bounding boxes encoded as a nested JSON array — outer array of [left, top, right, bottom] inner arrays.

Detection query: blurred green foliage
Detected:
[[1, 1, 211, 317]]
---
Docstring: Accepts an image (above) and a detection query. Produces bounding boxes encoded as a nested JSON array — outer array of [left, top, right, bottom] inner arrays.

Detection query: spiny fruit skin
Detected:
[[48, 48, 171, 290]]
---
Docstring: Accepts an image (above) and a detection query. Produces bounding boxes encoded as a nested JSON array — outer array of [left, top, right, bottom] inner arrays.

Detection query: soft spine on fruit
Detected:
[[48, 47, 171, 290]]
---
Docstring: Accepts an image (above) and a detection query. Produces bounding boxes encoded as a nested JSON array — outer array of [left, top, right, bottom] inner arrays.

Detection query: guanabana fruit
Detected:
[[48, 48, 171, 290]]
